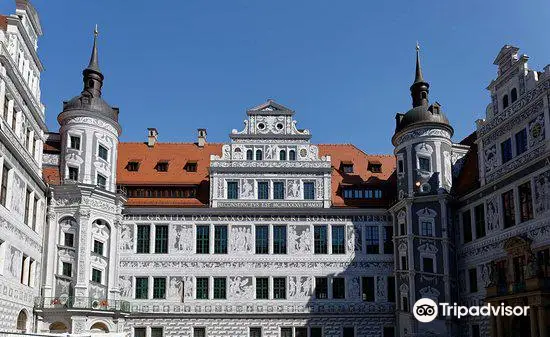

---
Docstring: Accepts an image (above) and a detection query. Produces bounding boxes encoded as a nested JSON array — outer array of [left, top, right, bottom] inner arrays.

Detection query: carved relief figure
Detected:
[[265, 145, 277, 159], [120, 224, 134, 251], [529, 114, 545, 148], [119, 276, 132, 298], [183, 276, 193, 299], [173, 225, 193, 253], [486, 197, 500, 232], [8, 247, 21, 278], [348, 277, 361, 299], [168, 277, 184, 301], [354, 227, 362, 252], [484, 145, 497, 173], [287, 180, 301, 198], [289, 276, 311, 298], [228, 276, 254, 300], [535, 170, 550, 215], [443, 151, 452, 188], [289, 225, 311, 254], [230, 226, 252, 253], [10, 173, 25, 220], [241, 180, 254, 199]]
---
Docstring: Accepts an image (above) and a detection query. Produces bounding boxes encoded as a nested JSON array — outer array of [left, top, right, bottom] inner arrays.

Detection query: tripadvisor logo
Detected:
[[413, 298, 530, 323]]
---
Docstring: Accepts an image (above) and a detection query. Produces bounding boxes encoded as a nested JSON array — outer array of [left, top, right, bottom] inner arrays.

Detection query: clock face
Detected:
[[532, 123, 542, 138], [300, 148, 307, 157]]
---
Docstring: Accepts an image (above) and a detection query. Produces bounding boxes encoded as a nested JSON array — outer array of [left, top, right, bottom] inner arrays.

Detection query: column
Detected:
[[0, 79, 6, 120], [530, 306, 538, 337], [74, 208, 91, 305], [83, 129, 94, 184], [108, 219, 121, 300], [43, 211, 58, 298], [538, 306, 547, 337]]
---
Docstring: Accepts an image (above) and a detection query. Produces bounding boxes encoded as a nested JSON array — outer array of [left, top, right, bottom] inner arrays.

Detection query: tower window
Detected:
[[511, 88, 518, 103], [96, 174, 107, 189], [68, 167, 79, 181], [98, 144, 109, 161], [280, 150, 286, 160], [502, 94, 509, 109], [255, 149, 263, 160], [289, 150, 296, 161], [418, 157, 430, 171], [246, 149, 253, 160], [69, 136, 80, 150], [62, 262, 72, 277], [91, 268, 102, 283]]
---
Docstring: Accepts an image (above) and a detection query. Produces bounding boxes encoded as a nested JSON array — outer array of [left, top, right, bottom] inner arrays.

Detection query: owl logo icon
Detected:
[[413, 298, 438, 323]]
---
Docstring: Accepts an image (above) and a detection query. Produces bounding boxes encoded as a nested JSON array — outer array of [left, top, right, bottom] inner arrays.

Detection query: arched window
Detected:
[[502, 94, 509, 109], [289, 150, 296, 161], [255, 150, 263, 161], [49, 322, 69, 333], [421, 92, 427, 99], [246, 150, 253, 160], [511, 88, 518, 103], [279, 150, 286, 161], [16, 310, 27, 332], [90, 322, 109, 333]]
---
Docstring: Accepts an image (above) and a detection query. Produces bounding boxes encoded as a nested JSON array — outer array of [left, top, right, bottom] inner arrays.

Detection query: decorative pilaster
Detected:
[[74, 207, 91, 301]]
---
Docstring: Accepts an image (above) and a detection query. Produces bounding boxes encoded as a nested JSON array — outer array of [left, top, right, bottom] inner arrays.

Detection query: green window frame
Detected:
[[196, 225, 210, 254], [304, 181, 315, 200], [314, 225, 327, 254], [273, 277, 286, 299], [153, 277, 166, 299], [227, 181, 239, 199], [331, 225, 345, 254], [365, 226, 379, 254], [93, 240, 104, 255], [255, 225, 269, 254], [315, 277, 328, 299], [196, 277, 209, 299], [256, 277, 269, 299], [155, 225, 169, 253], [98, 144, 109, 161], [273, 225, 287, 254], [332, 277, 345, 299], [135, 277, 148, 299], [91, 268, 102, 283], [213, 277, 226, 299], [258, 182, 269, 200], [136, 225, 150, 253], [274, 182, 285, 200], [214, 225, 228, 254]]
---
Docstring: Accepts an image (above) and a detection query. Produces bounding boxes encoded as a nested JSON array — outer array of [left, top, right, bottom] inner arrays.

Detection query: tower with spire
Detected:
[[388, 44, 458, 337], [38, 27, 127, 334]]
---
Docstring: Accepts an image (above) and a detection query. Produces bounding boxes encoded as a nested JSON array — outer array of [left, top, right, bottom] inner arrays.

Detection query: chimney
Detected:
[[147, 128, 158, 147], [197, 128, 207, 147]]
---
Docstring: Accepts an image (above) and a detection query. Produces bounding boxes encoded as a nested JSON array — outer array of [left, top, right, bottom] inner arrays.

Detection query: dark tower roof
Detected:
[[393, 44, 452, 139], [59, 26, 120, 125]]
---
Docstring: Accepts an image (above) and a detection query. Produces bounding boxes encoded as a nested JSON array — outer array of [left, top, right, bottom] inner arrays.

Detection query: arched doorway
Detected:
[[16, 310, 27, 332], [49, 322, 69, 333], [90, 322, 109, 333]]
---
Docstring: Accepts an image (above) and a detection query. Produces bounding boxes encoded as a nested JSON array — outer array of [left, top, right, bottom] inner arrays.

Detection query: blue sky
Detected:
[[2, 1, 550, 154]]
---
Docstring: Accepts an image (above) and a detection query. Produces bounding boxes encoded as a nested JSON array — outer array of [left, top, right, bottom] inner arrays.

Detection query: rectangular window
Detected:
[[273, 277, 286, 299], [69, 135, 80, 150], [24, 189, 31, 225], [273, 225, 287, 254], [501, 138, 513, 163], [474, 204, 486, 238], [383, 226, 393, 254], [314, 225, 328, 254], [423, 257, 434, 273], [519, 182, 534, 222], [136, 225, 150, 253], [92, 268, 102, 283], [196, 225, 210, 254], [153, 277, 166, 299], [196, 277, 209, 299], [93, 240, 104, 255], [462, 210, 472, 243], [398, 160, 404, 173], [0, 165, 9, 206], [387, 276, 395, 302], [281, 328, 293, 337], [213, 277, 226, 299], [333, 277, 345, 299], [156, 162, 168, 172], [315, 277, 328, 299], [250, 327, 262, 337], [469, 268, 478, 293], [155, 225, 169, 253], [62, 262, 72, 277], [64, 233, 74, 247], [256, 277, 269, 299], [135, 277, 148, 299], [151, 328, 163, 337], [421, 220, 433, 237], [98, 144, 109, 161], [194, 327, 206, 337], [68, 166, 79, 181], [304, 182, 315, 200], [227, 181, 239, 199], [295, 328, 307, 337], [273, 181, 285, 200], [343, 189, 352, 199], [11, 110, 16, 131], [32, 197, 38, 230], [502, 190, 516, 228], [515, 128, 528, 156], [134, 328, 146, 337], [362, 276, 374, 301], [184, 162, 197, 172], [418, 157, 430, 171], [96, 174, 106, 189], [365, 226, 379, 254], [331, 225, 345, 254], [343, 327, 355, 337], [255, 225, 269, 254], [214, 225, 228, 254], [127, 161, 139, 171], [258, 182, 269, 199], [342, 164, 354, 173], [310, 328, 322, 337]]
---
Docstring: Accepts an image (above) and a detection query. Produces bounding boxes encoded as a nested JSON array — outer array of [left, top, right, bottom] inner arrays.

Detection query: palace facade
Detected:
[[0, 1, 549, 337]]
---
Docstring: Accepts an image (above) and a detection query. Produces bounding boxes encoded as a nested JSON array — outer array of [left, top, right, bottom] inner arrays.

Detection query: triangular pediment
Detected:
[[248, 99, 294, 114], [493, 45, 519, 65]]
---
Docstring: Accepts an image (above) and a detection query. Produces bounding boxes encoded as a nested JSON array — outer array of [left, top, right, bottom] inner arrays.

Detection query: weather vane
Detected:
[[94, 24, 99, 38], [416, 41, 420, 51]]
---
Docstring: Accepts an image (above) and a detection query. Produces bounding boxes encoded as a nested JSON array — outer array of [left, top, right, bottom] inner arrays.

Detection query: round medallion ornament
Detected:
[[257, 123, 265, 130], [300, 148, 307, 157], [532, 122, 542, 138]]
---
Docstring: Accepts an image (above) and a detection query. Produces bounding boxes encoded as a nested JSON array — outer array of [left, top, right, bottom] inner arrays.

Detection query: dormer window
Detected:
[[156, 161, 169, 172], [368, 161, 382, 173], [340, 161, 354, 173], [126, 161, 140, 172], [184, 161, 197, 172]]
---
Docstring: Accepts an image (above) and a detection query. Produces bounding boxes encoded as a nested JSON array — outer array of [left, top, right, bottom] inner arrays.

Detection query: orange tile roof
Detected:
[[43, 166, 61, 185], [0, 16, 7, 31], [117, 142, 395, 208], [318, 144, 396, 208]]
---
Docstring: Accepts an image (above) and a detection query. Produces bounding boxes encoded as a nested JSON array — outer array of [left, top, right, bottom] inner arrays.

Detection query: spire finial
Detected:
[[94, 24, 99, 38], [414, 42, 424, 83], [86, 24, 101, 73]]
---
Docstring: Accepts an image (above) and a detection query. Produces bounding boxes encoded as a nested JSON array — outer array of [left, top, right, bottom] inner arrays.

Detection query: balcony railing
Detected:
[[34, 297, 131, 313]]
